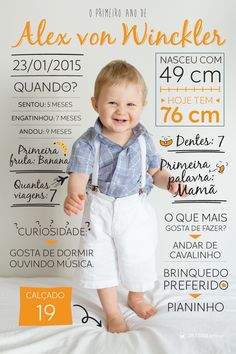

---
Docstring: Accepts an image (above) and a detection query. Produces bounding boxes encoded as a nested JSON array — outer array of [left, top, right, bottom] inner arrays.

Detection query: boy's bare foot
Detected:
[[128, 292, 157, 320], [107, 312, 129, 333]]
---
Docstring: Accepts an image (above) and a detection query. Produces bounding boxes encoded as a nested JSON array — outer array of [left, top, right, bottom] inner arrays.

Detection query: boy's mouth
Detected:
[[113, 118, 128, 123]]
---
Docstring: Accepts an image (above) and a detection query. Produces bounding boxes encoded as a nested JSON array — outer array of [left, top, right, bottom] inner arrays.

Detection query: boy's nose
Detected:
[[116, 105, 126, 114]]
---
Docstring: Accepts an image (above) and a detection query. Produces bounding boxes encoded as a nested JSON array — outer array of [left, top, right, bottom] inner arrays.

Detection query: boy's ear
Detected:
[[91, 97, 98, 112]]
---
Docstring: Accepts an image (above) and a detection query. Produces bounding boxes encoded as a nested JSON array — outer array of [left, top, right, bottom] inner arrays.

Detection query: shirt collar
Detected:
[[93, 117, 147, 147]]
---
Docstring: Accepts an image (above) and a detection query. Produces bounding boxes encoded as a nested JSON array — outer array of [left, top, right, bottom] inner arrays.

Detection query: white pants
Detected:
[[77, 190, 158, 292]]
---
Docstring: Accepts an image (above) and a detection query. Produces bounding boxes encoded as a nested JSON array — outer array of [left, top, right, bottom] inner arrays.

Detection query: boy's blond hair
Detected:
[[94, 60, 147, 104]]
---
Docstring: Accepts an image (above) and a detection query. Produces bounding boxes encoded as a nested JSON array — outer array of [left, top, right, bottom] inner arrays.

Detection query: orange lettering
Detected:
[[12, 21, 34, 47], [12, 18, 226, 49], [90, 33, 99, 45], [12, 19, 71, 47], [214, 30, 226, 46], [181, 20, 193, 47], [100, 32, 116, 45], [76, 31, 116, 45], [122, 20, 226, 47], [193, 19, 226, 46], [170, 32, 180, 45], [76, 33, 89, 45], [202, 32, 211, 43], [122, 22, 147, 45]]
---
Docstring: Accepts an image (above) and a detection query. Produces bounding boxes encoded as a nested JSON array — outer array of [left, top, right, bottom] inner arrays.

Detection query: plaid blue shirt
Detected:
[[66, 118, 161, 198]]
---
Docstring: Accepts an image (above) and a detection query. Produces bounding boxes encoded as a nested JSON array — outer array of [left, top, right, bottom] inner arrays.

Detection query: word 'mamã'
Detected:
[[12, 18, 225, 48]]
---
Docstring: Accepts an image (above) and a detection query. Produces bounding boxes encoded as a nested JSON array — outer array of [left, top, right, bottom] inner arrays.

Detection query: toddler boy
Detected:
[[64, 60, 179, 333]]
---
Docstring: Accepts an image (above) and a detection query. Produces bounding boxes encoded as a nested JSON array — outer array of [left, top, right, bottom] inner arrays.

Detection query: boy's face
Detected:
[[91, 82, 145, 135]]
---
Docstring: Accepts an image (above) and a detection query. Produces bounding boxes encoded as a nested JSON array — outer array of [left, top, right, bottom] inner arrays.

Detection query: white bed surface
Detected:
[[0, 277, 235, 354]]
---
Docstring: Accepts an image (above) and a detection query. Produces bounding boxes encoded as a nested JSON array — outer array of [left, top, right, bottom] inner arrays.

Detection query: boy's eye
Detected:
[[127, 103, 135, 106], [108, 101, 116, 105]]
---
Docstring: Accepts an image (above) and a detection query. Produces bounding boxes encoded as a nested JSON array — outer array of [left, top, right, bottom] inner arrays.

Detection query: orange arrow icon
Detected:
[[190, 294, 201, 298], [189, 234, 201, 239], [46, 239, 57, 246]]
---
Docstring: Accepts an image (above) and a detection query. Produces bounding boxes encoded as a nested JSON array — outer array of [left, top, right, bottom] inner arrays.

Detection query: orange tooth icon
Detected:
[[160, 137, 173, 147]]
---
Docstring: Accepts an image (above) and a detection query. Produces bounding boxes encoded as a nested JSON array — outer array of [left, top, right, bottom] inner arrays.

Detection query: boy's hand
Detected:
[[168, 181, 188, 198], [64, 193, 86, 216]]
